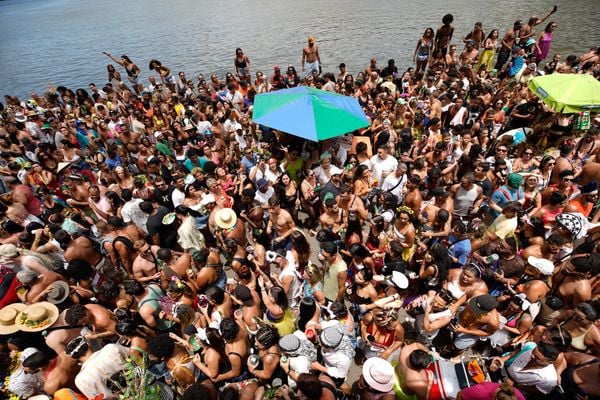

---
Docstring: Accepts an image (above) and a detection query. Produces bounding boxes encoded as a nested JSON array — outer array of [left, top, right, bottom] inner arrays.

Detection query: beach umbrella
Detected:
[[528, 73, 600, 113], [252, 86, 370, 142]]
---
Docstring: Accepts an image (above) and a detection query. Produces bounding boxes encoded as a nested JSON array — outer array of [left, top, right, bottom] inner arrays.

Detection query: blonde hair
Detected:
[[305, 263, 323, 286]]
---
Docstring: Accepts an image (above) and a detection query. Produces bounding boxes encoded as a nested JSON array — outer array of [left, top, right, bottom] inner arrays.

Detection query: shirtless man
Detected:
[[495, 20, 522, 70], [231, 285, 261, 335], [521, 233, 564, 262], [63, 175, 91, 212], [64, 303, 117, 341], [396, 342, 434, 400], [519, 6, 557, 42], [301, 36, 321, 77], [15, 269, 62, 305], [452, 294, 500, 351], [320, 197, 345, 235], [238, 188, 264, 230], [214, 318, 249, 384], [266, 196, 295, 250], [336, 186, 368, 222], [56, 229, 118, 280], [132, 240, 162, 283], [553, 253, 599, 307], [428, 91, 442, 121], [403, 175, 423, 216]]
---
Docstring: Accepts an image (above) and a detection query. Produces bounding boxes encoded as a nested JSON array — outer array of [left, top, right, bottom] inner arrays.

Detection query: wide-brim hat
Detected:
[[14, 112, 27, 123], [16, 302, 59, 332], [0, 243, 20, 264], [363, 357, 395, 392], [0, 303, 27, 335], [527, 256, 554, 276], [46, 281, 70, 305], [56, 161, 73, 174], [215, 208, 237, 230], [385, 270, 409, 290]]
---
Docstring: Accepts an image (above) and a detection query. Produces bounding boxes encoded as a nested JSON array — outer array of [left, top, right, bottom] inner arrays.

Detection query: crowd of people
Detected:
[[1, 6, 600, 400]]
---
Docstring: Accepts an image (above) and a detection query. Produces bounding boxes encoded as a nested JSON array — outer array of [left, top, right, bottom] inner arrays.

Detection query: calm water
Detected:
[[1, 0, 599, 98]]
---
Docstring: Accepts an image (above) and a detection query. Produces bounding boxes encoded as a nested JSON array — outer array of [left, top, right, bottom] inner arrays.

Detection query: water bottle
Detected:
[[483, 254, 499, 264]]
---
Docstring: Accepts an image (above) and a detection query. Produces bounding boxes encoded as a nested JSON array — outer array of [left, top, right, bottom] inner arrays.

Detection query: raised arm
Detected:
[[102, 52, 126, 67]]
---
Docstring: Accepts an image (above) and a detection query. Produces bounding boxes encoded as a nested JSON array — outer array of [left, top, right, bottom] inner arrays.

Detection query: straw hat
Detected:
[[16, 302, 59, 332], [0, 303, 26, 335], [215, 208, 237, 230]]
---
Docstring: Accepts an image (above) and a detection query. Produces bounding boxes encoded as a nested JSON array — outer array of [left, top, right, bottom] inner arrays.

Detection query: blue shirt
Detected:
[[489, 185, 523, 218], [448, 233, 471, 267], [241, 155, 256, 171]]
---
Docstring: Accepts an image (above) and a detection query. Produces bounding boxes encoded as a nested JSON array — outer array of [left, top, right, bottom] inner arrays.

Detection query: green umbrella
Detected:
[[528, 73, 600, 113], [252, 86, 370, 141]]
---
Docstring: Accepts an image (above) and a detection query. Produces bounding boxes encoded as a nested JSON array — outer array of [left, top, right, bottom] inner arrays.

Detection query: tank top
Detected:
[[453, 185, 480, 216], [235, 57, 248, 69]]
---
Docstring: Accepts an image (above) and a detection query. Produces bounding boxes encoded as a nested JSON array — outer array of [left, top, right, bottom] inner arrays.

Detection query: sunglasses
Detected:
[[524, 152, 533, 155], [497, 148, 507, 152]]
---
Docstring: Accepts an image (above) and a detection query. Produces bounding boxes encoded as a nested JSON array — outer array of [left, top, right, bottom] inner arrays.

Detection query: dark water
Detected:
[[1, 0, 598, 98]]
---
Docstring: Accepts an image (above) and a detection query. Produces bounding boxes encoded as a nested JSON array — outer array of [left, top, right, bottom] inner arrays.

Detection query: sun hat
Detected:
[[46, 281, 71, 305], [233, 285, 255, 306], [0, 244, 20, 263], [527, 256, 554, 275], [363, 357, 395, 392], [468, 294, 498, 316], [0, 303, 27, 335], [56, 161, 73, 174], [200, 193, 216, 206], [385, 270, 409, 289], [319, 326, 343, 348], [14, 112, 27, 123], [279, 334, 301, 353], [215, 208, 237, 230], [15, 302, 59, 332]]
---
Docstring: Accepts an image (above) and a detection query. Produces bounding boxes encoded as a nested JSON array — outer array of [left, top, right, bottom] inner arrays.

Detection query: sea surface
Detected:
[[0, 0, 599, 98]]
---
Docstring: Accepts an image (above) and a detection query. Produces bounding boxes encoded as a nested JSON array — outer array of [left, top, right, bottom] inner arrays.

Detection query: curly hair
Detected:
[[65, 304, 88, 327], [147, 333, 175, 360]]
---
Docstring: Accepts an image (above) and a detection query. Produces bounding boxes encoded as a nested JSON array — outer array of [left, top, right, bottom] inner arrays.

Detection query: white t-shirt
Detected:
[[313, 165, 343, 186], [506, 346, 557, 394], [382, 172, 407, 200], [369, 155, 398, 187], [121, 198, 148, 233], [172, 188, 185, 208], [254, 187, 275, 206]]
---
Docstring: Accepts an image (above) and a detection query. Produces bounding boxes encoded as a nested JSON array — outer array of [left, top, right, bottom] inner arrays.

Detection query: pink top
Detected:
[[458, 382, 526, 400]]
